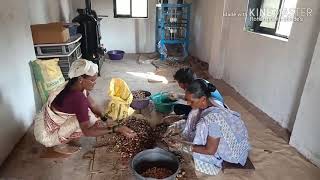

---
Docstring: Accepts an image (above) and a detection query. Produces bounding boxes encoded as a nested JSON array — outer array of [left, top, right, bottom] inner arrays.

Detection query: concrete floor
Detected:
[[0, 55, 319, 180]]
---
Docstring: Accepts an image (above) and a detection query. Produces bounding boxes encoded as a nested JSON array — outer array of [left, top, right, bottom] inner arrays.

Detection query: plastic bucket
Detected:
[[150, 92, 177, 113]]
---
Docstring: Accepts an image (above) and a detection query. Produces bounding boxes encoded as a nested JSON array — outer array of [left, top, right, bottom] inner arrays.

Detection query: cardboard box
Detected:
[[31, 22, 70, 44]]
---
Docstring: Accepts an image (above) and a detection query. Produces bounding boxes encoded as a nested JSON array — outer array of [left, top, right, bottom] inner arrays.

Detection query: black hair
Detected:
[[53, 74, 88, 106], [173, 68, 195, 84], [186, 79, 217, 98], [53, 77, 79, 107]]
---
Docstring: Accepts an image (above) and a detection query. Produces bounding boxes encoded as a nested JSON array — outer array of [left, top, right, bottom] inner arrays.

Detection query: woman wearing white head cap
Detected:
[[34, 59, 136, 154]]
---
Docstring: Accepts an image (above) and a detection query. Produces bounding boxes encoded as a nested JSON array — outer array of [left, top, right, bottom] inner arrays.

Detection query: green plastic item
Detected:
[[150, 92, 177, 113]]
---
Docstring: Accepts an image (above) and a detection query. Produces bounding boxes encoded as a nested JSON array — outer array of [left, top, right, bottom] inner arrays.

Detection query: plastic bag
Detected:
[[31, 59, 65, 105], [105, 78, 134, 121]]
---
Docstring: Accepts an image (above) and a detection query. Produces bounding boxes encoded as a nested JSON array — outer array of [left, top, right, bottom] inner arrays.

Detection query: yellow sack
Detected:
[[31, 59, 65, 105], [105, 78, 134, 121]]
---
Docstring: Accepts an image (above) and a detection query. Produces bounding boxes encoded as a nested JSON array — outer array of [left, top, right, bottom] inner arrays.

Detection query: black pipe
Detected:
[[85, 0, 92, 11]]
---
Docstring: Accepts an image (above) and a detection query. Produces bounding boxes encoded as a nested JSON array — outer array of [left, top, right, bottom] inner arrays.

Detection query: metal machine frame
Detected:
[[156, 3, 191, 60]]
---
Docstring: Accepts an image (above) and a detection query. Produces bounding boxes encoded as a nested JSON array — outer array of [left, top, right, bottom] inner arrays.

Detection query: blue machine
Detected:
[[156, 3, 191, 60]]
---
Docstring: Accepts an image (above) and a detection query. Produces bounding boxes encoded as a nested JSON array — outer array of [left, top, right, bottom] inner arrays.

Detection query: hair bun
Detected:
[[207, 83, 216, 93]]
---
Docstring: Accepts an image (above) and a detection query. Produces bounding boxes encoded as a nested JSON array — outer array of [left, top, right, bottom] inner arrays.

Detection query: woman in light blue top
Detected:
[[165, 80, 250, 176], [170, 68, 225, 117]]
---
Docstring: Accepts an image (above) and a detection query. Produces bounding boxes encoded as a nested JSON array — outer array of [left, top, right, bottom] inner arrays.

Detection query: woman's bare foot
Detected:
[[53, 144, 81, 155], [67, 138, 82, 147]]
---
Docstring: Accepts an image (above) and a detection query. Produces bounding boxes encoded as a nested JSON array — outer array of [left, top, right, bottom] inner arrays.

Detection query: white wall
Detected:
[[191, 0, 234, 79], [28, 0, 73, 24], [0, 0, 38, 164], [191, 0, 215, 63], [71, 0, 157, 53], [290, 32, 320, 167], [191, 0, 320, 130], [223, 0, 320, 130], [0, 0, 72, 165], [191, 0, 226, 79]]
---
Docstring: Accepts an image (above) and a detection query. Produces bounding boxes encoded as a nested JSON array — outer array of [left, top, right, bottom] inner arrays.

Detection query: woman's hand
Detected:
[[163, 126, 180, 137], [163, 138, 193, 154], [162, 119, 186, 137], [162, 115, 185, 124], [168, 92, 184, 100], [164, 138, 182, 149], [116, 126, 137, 138], [168, 92, 179, 100]]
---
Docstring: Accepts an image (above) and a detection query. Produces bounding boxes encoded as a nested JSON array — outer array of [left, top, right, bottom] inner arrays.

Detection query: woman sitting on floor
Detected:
[[34, 59, 136, 154], [169, 67, 226, 117], [164, 80, 250, 176]]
